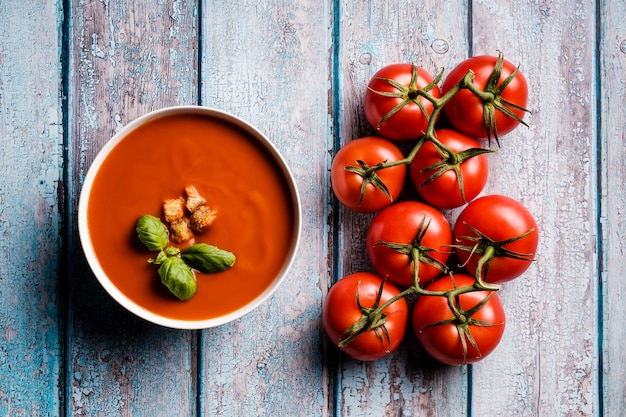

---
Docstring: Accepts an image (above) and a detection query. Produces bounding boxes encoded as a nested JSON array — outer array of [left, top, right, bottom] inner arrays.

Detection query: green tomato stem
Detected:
[[473, 245, 501, 291], [337, 67, 515, 348], [369, 70, 477, 172]]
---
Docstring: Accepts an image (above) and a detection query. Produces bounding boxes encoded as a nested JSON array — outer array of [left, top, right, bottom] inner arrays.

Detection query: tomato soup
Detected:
[[86, 112, 297, 322]]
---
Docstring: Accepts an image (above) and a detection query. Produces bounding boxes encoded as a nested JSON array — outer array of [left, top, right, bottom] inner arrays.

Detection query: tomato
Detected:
[[453, 195, 539, 284], [323, 272, 408, 361], [409, 129, 491, 208], [331, 136, 406, 213], [366, 201, 452, 287], [364, 64, 441, 141], [441, 53, 528, 143], [412, 274, 505, 365]]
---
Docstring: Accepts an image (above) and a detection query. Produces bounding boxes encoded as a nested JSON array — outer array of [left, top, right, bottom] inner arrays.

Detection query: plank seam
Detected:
[[60, 0, 71, 415], [197, 0, 204, 108], [197, 1, 204, 416], [468, 0, 474, 57], [330, 0, 342, 415], [594, 1, 605, 416]]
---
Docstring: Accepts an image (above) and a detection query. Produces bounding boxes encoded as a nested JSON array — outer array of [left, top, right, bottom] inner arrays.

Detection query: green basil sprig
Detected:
[[181, 243, 236, 273], [135, 214, 236, 302]]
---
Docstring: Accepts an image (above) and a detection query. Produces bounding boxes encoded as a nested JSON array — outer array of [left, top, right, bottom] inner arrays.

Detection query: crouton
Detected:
[[169, 217, 194, 243], [185, 185, 207, 213], [189, 205, 217, 234], [163, 197, 185, 223]]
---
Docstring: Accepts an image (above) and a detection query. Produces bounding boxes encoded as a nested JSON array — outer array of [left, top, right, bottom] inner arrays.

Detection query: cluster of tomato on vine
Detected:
[[323, 52, 540, 365]]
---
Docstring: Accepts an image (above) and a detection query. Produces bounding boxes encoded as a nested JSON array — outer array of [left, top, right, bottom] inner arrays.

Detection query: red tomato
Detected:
[[441, 53, 528, 143], [454, 195, 539, 284], [412, 274, 505, 365], [331, 136, 406, 213], [409, 129, 491, 208], [323, 272, 408, 361], [366, 201, 452, 287], [365, 64, 441, 141]]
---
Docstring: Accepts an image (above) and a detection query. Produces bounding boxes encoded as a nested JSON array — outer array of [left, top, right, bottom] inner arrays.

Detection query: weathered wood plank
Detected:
[[469, 1, 599, 415], [334, 1, 472, 416], [0, 0, 64, 415], [0, 0, 621, 415], [197, 1, 333, 415], [65, 0, 199, 415], [599, 0, 626, 415]]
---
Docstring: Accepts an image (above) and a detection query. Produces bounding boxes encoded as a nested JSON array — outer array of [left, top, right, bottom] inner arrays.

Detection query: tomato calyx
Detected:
[[454, 222, 536, 288], [368, 64, 443, 132], [374, 216, 450, 286], [337, 278, 395, 349], [463, 51, 531, 147], [343, 159, 394, 205], [417, 140, 494, 204], [336, 270, 503, 359], [370, 70, 481, 171], [420, 289, 503, 364], [345, 55, 526, 186], [354, 69, 482, 175]]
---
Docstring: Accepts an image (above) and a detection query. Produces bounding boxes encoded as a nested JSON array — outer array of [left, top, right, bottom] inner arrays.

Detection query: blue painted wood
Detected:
[[64, 1, 199, 415], [599, 1, 626, 415], [470, 1, 601, 415], [334, 1, 472, 415], [198, 0, 333, 415], [0, 0, 622, 415], [0, 0, 64, 415]]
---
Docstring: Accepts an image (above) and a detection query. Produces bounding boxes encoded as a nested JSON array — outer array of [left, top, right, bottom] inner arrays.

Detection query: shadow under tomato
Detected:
[[402, 328, 453, 373]]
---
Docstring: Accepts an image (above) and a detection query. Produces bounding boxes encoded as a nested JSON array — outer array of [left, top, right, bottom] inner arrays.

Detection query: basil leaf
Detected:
[[158, 256, 197, 301], [136, 215, 168, 251], [181, 243, 236, 273]]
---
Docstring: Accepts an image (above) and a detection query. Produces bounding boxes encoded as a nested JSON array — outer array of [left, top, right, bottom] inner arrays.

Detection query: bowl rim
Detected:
[[77, 105, 302, 329]]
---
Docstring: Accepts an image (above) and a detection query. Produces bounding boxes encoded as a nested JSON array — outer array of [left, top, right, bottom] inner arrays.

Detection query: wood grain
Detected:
[[334, 2, 472, 416], [64, 0, 199, 415], [599, 0, 626, 415], [0, 0, 63, 415], [198, 0, 333, 415], [0, 0, 622, 416], [470, 1, 599, 415]]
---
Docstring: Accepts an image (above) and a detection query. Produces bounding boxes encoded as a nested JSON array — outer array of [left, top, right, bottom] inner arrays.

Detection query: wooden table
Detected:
[[1, 0, 624, 415]]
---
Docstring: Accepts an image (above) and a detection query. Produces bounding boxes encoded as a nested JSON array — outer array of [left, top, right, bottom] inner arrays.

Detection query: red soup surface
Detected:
[[87, 112, 296, 321]]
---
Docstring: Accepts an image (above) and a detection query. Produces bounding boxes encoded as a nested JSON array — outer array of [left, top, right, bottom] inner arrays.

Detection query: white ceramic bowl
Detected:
[[78, 106, 301, 329]]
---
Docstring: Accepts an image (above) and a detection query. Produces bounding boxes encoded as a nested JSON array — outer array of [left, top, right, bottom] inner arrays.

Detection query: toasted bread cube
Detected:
[[163, 197, 185, 223], [185, 185, 207, 213], [190, 205, 216, 234], [170, 217, 194, 243]]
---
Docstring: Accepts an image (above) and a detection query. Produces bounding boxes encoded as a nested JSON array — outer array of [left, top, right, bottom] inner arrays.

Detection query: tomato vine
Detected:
[[326, 51, 538, 365]]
